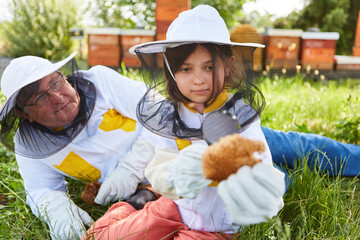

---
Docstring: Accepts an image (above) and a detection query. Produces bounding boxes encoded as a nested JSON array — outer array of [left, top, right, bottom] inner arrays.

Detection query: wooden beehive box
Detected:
[[155, 0, 190, 68], [120, 29, 155, 67], [155, 0, 190, 41], [263, 29, 303, 69], [87, 28, 156, 68], [301, 32, 339, 70], [353, 10, 360, 56], [230, 24, 264, 71], [87, 28, 122, 67], [334, 55, 360, 71]]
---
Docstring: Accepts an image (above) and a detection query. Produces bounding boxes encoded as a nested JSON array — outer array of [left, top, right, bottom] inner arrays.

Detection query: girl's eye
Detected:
[[205, 65, 213, 71], [180, 67, 191, 72]]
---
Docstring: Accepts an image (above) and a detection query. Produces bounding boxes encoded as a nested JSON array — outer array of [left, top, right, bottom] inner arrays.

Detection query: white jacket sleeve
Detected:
[[94, 135, 156, 205], [16, 154, 68, 217], [145, 148, 180, 200]]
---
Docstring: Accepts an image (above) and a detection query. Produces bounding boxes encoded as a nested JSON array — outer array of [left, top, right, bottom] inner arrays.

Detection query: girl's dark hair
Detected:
[[163, 43, 241, 107]]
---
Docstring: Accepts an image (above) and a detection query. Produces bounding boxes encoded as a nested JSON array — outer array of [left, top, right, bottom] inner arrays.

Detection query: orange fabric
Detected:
[[82, 197, 235, 240]]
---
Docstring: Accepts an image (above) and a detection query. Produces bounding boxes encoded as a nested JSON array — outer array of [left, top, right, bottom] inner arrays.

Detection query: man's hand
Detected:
[[38, 191, 93, 240], [94, 166, 134, 205]]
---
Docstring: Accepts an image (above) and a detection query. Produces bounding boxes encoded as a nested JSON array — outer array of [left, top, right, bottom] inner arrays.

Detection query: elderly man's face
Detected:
[[23, 72, 80, 128]]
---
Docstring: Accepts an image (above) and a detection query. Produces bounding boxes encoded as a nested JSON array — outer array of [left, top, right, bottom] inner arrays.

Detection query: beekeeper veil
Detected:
[[129, 5, 265, 140], [0, 52, 96, 158]]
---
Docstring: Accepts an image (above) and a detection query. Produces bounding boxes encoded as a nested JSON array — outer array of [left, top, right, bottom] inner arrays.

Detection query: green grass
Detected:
[[0, 73, 359, 239], [261, 74, 360, 144]]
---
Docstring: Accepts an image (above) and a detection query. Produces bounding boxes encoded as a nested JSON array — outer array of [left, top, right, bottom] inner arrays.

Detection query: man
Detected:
[[0, 52, 359, 239], [0, 52, 155, 239]]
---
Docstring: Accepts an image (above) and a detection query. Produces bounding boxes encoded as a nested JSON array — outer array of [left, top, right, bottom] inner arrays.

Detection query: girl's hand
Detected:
[[167, 144, 211, 198], [217, 162, 285, 225]]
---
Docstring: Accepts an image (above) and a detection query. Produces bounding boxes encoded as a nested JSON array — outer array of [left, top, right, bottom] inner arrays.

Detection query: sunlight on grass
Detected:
[[261, 75, 360, 144]]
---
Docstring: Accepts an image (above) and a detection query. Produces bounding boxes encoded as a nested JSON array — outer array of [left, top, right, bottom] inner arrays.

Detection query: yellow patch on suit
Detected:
[[175, 138, 192, 150], [99, 109, 136, 132], [208, 181, 219, 187], [53, 151, 101, 182]]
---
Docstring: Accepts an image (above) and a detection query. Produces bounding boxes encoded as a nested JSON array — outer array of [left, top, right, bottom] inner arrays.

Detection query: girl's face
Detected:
[[174, 45, 225, 113]]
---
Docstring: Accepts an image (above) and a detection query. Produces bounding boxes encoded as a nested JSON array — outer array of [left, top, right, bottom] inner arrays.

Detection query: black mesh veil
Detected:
[[134, 43, 265, 140], [0, 59, 96, 158]]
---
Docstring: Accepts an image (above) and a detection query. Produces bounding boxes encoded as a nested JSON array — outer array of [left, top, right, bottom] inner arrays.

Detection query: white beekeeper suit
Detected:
[[145, 93, 284, 233]]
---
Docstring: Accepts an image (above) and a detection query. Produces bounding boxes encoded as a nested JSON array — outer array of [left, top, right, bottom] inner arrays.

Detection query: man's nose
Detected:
[[48, 90, 63, 103]]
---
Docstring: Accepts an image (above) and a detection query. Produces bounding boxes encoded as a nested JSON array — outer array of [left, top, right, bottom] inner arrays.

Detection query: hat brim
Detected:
[[0, 52, 77, 120], [129, 40, 264, 55]]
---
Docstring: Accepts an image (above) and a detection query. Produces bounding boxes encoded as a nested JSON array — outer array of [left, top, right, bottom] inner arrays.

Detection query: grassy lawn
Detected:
[[0, 72, 359, 239], [238, 75, 360, 239]]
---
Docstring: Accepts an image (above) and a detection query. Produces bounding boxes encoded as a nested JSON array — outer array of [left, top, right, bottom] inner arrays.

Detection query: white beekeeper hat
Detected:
[[129, 5, 264, 54], [0, 52, 77, 119]]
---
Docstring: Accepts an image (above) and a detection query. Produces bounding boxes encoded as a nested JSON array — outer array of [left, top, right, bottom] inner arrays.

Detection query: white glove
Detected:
[[167, 144, 211, 199], [95, 137, 155, 205], [38, 191, 93, 240], [217, 162, 285, 225], [145, 148, 180, 200]]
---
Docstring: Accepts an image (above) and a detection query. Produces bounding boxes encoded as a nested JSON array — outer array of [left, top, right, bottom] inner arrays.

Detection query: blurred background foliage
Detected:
[[2, 0, 81, 60], [84, 0, 156, 29]]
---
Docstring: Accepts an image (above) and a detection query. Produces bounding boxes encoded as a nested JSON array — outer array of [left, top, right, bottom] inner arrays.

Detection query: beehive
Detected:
[[119, 29, 155, 67], [87, 28, 121, 67], [230, 24, 263, 71], [353, 10, 360, 56], [263, 29, 303, 69], [301, 32, 339, 70], [155, 0, 190, 67], [155, 0, 191, 41], [334, 55, 360, 71], [87, 28, 155, 68]]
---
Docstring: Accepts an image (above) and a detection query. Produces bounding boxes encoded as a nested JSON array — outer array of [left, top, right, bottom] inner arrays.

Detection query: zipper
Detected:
[[200, 114, 204, 123]]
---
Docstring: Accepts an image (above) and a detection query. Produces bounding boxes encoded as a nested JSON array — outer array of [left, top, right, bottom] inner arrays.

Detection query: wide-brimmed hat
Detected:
[[129, 5, 264, 55], [0, 52, 77, 119]]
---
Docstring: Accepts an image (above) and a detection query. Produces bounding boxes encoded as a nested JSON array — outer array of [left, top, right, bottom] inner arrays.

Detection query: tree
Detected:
[[192, 0, 254, 29], [240, 11, 275, 33], [4, 0, 80, 60], [84, 0, 155, 29], [273, 10, 302, 30]]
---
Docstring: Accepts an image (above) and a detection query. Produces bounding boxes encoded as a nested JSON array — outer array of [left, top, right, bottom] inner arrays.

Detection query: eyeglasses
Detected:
[[25, 73, 66, 108]]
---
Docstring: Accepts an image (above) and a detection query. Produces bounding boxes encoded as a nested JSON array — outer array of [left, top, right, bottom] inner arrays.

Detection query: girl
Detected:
[[83, 5, 285, 240]]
